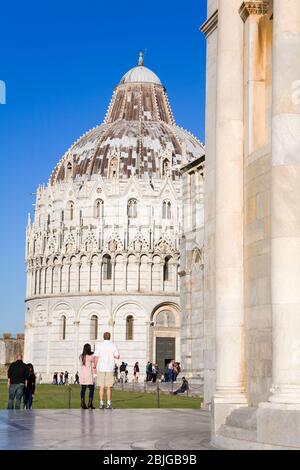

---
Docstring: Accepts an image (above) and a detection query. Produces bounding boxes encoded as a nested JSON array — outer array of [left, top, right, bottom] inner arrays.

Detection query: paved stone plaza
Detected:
[[0, 409, 213, 450]]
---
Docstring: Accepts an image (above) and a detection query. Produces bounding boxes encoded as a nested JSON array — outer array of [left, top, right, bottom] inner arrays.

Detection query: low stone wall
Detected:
[[0, 333, 24, 378]]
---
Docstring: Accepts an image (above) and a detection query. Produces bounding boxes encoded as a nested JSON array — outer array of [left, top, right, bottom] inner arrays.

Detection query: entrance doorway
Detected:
[[156, 337, 175, 377]]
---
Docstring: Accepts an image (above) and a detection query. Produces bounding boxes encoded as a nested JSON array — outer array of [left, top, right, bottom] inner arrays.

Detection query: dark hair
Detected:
[[80, 343, 92, 366], [103, 331, 111, 340], [27, 363, 34, 375]]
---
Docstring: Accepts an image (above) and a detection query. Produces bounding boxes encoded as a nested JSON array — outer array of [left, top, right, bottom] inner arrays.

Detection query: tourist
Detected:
[[64, 371, 69, 384], [167, 360, 174, 382], [152, 363, 158, 383], [173, 362, 181, 382], [59, 371, 64, 385], [74, 372, 80, 384], [119, 362, 127, 383], [114, 364, 119, 382], [52, 372, 58, 385], [7, 354, 29, 410], [146, 362, 153, 382], [79, 343, 96, 409], [133, 362, 139, 383], [94, 331, 120, 410], [24, 363, 36, 409], [173, 377, 189, 395]]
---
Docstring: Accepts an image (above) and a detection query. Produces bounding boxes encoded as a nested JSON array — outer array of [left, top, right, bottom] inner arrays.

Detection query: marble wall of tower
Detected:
[[179, 157, 205, 384]]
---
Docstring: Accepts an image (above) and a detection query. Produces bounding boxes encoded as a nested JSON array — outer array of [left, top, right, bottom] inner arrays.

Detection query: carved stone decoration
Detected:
[[155, 236, 174, 254], [46, 236, 56, 255], [64, 233, 75, 254], [239, 1, 270, 22], [200, 9, 218, 38], [83, 232, 98, 252], [105, 232, 123, 252], [129, 232, 149, 252]]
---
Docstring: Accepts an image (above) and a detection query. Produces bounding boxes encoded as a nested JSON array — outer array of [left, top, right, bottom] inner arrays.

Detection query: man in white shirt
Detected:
[[94, 331, 120, 409]]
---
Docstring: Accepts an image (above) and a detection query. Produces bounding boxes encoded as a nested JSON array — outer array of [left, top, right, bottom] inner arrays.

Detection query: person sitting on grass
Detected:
[[172, 377, 189, 395], [79, 343, 96, 410], [94, 331, 120, 410]]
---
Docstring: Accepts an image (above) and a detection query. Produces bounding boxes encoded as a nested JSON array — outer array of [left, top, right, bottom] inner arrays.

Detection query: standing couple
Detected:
[[79, 331, 119, 410]]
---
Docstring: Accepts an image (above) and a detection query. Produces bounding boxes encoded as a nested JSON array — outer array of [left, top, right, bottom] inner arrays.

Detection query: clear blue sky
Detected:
[[0, 0, 207, 333]]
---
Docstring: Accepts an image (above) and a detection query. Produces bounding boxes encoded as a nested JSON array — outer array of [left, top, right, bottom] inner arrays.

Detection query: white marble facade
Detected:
[[24, 56, 205, 381], [179, 157, 205, 383], [202, 0, 300, 449]]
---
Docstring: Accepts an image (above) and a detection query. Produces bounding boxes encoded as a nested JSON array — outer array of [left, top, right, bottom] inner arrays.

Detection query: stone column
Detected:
[[239, 0, 269, 154], [213, 0, 247, 432], [136, 260, 140, 291], [88, 261, 92, 292], [269, 0, 300, 405], [112, 259, 116, 292], [148, 261, 153, 291], [74, 320, 80, 376], [46, 321, 52, 380]]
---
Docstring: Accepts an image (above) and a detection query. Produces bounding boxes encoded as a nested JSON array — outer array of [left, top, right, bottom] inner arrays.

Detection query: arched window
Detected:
[[103, 254, 112, 280], [126, 315, 134, 340], [67, 162, 73, 180], [67, 201, 74, 221], [95, 199, 104, 219], [162, 158, 170, 176], [163, 256, 172, 282], [47, 214, 51, 228], [156, 310, 176, 327], [109, 157, 118, 178], [79, 210, 83, 225], [90, 315, 98, 341], [162, 201, 172, 219], [127, 199, 137, 219], [60, 315, 67, 340], [61, 210, 64, 223]]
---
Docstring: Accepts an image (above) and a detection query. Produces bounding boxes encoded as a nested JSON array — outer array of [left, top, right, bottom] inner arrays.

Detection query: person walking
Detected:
[[24, 363, 36, 409], [133, 362, 139, 383], [114, 364, 119, 382], [59, 371, 64, 385], [119, 362, 127, 383], [94, 332, 120, 410], [79, 343, 96, 410], [7, 354, 29, 410], [64, 371, 69, 385], [74, 371, 80, 385]]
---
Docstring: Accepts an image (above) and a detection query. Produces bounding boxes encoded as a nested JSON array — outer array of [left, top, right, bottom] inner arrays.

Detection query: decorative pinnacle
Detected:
[[138, 50, 144, 66]]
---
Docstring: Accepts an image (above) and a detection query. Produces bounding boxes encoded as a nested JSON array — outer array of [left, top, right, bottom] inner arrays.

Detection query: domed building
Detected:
[[24, 53, 205, 381]]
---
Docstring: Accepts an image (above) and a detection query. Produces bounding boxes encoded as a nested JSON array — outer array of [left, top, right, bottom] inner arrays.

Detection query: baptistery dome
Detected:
[[51, 53, 204, 184], [24, 54, 205, 382]]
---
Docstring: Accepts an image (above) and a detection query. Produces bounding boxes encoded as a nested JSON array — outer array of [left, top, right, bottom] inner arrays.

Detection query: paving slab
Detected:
[[0, 409, 213, 450]]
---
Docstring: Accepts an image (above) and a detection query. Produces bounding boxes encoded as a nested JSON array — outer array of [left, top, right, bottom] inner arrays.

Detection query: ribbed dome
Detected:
[[120, 66, 162, 85], [50, 56, 205, 185]]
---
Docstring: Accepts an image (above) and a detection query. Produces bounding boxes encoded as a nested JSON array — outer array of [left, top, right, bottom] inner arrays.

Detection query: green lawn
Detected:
[[0, 384, 201, 409]]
